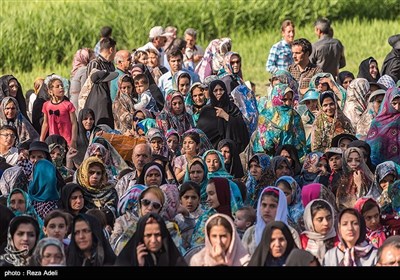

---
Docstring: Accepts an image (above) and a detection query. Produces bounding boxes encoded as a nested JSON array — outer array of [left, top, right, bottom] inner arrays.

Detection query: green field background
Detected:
[[1, 0, 399, 94]]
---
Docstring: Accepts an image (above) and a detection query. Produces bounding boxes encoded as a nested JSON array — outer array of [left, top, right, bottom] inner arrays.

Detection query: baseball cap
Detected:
[[323, 147, 343, 159], [149, 26, 173, 39], [91, 70, 119, 83]]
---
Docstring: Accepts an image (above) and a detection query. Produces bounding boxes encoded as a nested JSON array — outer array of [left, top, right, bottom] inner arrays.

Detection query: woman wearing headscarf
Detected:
[[156, 91, 193, 135], [67, 213, 116, 266], [0, 97, 39, 143], [348, 140, 376, 172], [28, 237, 66, 266], [366, 86, 400, 166], [135, 161, 168, 187], [60, 183, 86, 217], [185, 82, 208, 126], [248, 221, 297, 266], [115, 213, 186, 266], [323, 208, 377, 266], [337, 70, 355, 90], [183, 157, 208, 204], [217, 139, 244, 179], [311, 90, 354, 152], [190, 213, 250, 266], [197, 80, 249, 153], [74, 108, 96, 166], [357, 57, 381, 83], [253, 84, 306, 159], [342, 78, 370, 127], [297, 152, 323, 187], [380, 180, 400, 235], [112, 74, 136, 134], [301, 183, 337, 213], [218, 52, 243, 94], [0, 216, 40, 266], [0, 75, 28, 120], [300, 199, 338, 263]]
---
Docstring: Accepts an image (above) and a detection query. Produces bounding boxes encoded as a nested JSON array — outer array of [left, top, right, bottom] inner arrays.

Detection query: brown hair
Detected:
[[281, 19, 295, 32]]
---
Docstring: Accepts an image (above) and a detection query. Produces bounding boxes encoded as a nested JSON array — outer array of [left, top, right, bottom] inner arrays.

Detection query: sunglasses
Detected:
[[141, 199, 162, 210], [134, 117, 144, 122]]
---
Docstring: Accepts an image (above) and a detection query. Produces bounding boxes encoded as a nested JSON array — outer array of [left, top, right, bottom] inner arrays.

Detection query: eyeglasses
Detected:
[[0, 133, 16, 139], [141, 199, 162, 210], [133, 117, 144, 122]]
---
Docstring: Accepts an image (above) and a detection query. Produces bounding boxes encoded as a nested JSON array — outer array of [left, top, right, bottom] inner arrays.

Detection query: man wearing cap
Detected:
[[86, 37, 117, 77], [110, 50, 132, 102], [139, 26, 172, 67], [288, 38, 322, 97]]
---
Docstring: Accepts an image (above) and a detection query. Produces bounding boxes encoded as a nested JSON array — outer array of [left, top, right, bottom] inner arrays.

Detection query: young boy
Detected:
[[133, 74, 159, 113], [234, 206, 256, 239]]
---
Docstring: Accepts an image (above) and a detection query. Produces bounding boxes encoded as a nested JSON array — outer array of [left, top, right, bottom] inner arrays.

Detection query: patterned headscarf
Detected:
[[76, 156, 107, 191]]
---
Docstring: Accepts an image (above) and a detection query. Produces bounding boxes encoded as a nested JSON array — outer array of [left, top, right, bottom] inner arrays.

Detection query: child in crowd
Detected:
[[133, 74, 159, 113], [234, 206, 256, 239]]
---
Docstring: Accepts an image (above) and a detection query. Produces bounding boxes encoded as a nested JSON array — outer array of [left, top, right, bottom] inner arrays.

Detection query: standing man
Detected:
[[309, 18, 346, 79], [288, 38, 322, 97], [139, 26, 172, 67], [94, 26, 112, 57], [86, 37, 116, 77], [183, 28, 204, 71], [110, 50, 132, 102], [382, 34, 400, 83]]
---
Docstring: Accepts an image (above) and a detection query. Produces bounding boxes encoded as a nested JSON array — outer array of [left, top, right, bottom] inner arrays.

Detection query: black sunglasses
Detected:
[[141, 199, 162, 210], [134, 117, 144, 122]]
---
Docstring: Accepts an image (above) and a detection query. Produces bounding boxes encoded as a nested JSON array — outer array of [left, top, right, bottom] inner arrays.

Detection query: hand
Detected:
[[66, 147, 78, 160], [210, 243, 225, 264], [95, 130, 104, 137], [177, 205, 189, 217], [136, 243, 148, 267], [353, 170, 363, 188], [215, 107, 229, 121], [70, 140, 77, 150]]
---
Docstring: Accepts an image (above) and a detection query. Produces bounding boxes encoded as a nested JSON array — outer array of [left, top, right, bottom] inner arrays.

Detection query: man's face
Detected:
[[168, 55, 183, 73], [185, 34, 196, 49], [292, 45, 305, 65]]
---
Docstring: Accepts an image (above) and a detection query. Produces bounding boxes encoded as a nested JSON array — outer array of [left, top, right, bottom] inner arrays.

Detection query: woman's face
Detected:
[[275, 162, 291, 178], [369, 62, 378, 79], [363, 206, 380, 231], [347, 151, 361, 171], [180, 189, 200, 213], [171, 96, 184, 115], [13, 223, 37, 252], [312, 208, 333, 235], [280, 150, 293, 166], [74, 220, 92, 253], [321, 97, 336, 117], [178, 77, 191, 96], [282, 91, 293, 107], [143, 222, 162, 253], [8, 79, 19, 97], [213, 84, 224, 101], [282, 25, 295, 44], [167, 135, 179, 151], [249, 160, 263, 181], [342, 77, 353, 90], [373, 95, 384, 114], [260, 195, 278, 224], [276, 181, 292, 205], [209, 224, 232, 254], [183, 136, 198, 156], [69, 189, 84, 212], [148, 52, 159, 68], [191, 87, 205, 106], [44, 217, 67, 242], [339, 212, 360, 248], [9, 192, 26, 213], [270, 228, 288, 258], [41, 245, 63, 266], [230, 54, 241, 74], [150, 137, 163, 153], [140, 192, 162, 216], [145, 168, 162, 187], [120, 81, 133, 95], [4, 100, 17, 119], [189, 163, 204, 184], [220, 145, 231, 164], [206, 182, 220, 209], [391, 97, 400, 113], [82, 113, 95, 131], [205, 153, 221, 173], [305, 99, 318, 111], [339, 138, 352, 152], [88, 164, 103, 187], [50, 147, 62, 162], [380, 174, 396, 191]]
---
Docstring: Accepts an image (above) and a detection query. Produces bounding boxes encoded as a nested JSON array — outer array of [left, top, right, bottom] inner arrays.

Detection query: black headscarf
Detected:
[[66, 213, 116, 266], [217, 139, 244, 178], [115, 212, 186, 266], [0, 75, 29, 121], [337, 71, 355, 87], [0, 205, 15, 254], [357, 57, 381, 83], [136, 162, 167, 186], [196, 80, 249, 152], [60, 183, 85, 216], [248, 221, 296, 266], [75, 108, 95, 165], [31, 82, 49, 133], [275, 145, 302, 176]]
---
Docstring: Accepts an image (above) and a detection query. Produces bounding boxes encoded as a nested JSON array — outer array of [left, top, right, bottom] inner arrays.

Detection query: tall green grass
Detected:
[[1, 0, 398, 92]]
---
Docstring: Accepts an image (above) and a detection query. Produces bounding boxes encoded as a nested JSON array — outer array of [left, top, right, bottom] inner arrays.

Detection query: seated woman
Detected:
[[275, 144, 302, 177], [342, 78, 370, 127], [0, 216, 40, 266], [311, 90, 354, 153], [300, 199, 339, 264], [323, 208, 377, 266], [60, 183, 85, 217], [357, 57, 381, 83], [366, 86, 400, 166], [183, 157, 208, 204], [115, 213, 186, 266], [28, 237, 66, 266], [248, 221, 297, 266], [217, 139, 244, 179], [66, 213, 116, 266], [190, 213, 250, 266], [309, 72, 347, 109]]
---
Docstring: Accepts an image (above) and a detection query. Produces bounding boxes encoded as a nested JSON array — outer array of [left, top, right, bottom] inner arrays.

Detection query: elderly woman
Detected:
[[28, 237, 66, 266]]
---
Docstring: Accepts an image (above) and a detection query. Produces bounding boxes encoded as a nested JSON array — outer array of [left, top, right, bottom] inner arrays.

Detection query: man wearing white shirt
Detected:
[[139, 26, 172, 67]]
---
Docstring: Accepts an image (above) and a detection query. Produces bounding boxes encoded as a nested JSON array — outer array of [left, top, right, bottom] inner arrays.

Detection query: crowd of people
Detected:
[[0, 18, 400, 267]]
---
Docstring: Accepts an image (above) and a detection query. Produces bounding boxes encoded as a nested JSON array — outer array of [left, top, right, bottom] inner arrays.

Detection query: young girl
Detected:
[[40, 75, 77, 148]]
